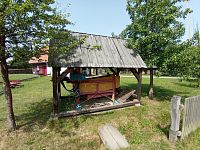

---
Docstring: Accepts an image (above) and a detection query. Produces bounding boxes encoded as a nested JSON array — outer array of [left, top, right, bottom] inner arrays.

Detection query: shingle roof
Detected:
[[29, 48, 48, 64], [49, 32, 147, 68]]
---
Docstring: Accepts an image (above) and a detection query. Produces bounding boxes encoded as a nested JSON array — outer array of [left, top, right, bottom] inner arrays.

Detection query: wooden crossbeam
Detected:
[[130, 68, 139, 81]]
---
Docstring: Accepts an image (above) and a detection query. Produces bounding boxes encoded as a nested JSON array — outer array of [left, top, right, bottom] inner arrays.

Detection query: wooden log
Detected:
[[169, 96, 181, 142], [99, 124, 129, 150], [57, 101, 140, 117]]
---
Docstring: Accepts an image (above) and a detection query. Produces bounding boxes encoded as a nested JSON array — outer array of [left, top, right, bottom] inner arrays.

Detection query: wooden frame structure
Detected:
[[50, 32, 147, 116], [52, 67, 143, 115]]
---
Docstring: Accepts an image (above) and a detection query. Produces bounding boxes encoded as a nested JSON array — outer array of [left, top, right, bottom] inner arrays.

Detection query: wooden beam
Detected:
[[57, 101, 140, 117], [52, 67, 59, 115], [109, 68, 117, 75], [116, 68, 122, 76], [96, 68, 98, 75], [130, 68, 139, 81], [57, 68, 72, 83], [137, 68, 142, 100], [148, 68, 154, 100]]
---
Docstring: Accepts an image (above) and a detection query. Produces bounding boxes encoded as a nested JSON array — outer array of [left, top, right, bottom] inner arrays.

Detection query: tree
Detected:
[[9, 47, 32, 68], [176, 46, 200, 87], [166, 28, 200, 86], [121, 0, 191, 67], [191, 25, 200, 46], [0, 0, 72, 131]]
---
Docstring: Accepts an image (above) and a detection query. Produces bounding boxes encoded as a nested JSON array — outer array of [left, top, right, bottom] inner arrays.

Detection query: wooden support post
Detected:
[[112, 75, 116, 100], [148, 68, 154, 100], [52, 67, 59, 115], [116, 68, 122, 76], [96, 68, 98, 75], [89, 68, 92, 76], [169, 96, 181, 142], [137, 68, 142, 100]]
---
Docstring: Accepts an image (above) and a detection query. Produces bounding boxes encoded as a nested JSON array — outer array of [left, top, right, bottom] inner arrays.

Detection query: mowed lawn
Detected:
[[0, 75, 200, 149]]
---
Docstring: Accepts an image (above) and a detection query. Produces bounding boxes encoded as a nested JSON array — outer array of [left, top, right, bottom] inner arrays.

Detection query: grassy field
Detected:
[[0, 75, 200, 149]]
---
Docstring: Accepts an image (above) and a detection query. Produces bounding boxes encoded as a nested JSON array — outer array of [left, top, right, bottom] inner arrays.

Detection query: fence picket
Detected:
[[181, 96, 200, 140]]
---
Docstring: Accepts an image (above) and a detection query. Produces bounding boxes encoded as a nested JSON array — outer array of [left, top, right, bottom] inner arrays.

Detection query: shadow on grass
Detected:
[[157, 124, 170, 138], [16, 98, 52, 132], [121, 83, 190, 101], [175, 81, 199, 89], [16, 97, 96, 136]]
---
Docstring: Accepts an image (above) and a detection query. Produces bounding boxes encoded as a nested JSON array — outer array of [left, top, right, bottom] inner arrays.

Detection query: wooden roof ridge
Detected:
[[70, 31, 124, 40]]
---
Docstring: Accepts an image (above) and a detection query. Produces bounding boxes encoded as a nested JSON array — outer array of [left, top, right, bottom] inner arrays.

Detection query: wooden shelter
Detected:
[[49, 32, 147, 116]]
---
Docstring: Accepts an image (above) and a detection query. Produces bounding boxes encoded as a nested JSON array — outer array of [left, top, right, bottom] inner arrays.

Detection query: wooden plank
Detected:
[[99, 125, 121, 150], [181, 98, 189, 139], [169, 96, 181, 142], [99, 124, 129, 150], [181, 96, 200, 140], [57, 101, 140, 118], [98, 36, 113, 67], [117, 90, 136, 103], [107, 37, 123, 67]]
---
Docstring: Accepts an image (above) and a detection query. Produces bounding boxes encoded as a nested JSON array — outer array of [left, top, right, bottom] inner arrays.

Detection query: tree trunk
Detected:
[[52, 67, 59, 115], [0, 35, 16, 131]]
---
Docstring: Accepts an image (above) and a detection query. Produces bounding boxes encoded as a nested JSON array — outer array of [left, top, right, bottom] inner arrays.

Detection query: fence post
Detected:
[[169, 96, 181, 142]]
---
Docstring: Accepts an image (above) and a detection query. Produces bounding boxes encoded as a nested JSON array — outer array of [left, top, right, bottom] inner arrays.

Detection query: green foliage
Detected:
[[163, 28, 200, 87], [0, 0, 72, 60], [48, 30, 83, 66], [9, 47, 32, 68], [121, 0, 191, 67], [190, 25, 200, 46], [177, 46, 200, 86]]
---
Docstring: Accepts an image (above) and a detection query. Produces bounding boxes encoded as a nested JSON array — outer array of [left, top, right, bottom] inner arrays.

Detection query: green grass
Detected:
[[0, 75, 200, 149], [0, 74, 38, 82]]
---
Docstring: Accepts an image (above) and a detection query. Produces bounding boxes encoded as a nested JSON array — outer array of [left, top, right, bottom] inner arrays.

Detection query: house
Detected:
[[29, 48, 51, 76], [29, 47, 69, 76]]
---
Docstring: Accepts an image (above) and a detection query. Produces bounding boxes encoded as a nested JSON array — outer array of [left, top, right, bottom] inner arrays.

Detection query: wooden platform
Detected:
[[99, 124, 129, 150]]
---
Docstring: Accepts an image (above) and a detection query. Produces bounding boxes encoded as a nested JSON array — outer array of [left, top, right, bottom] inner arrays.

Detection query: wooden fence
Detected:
[[169, 95, 200, 142], [181, 96, 200, 140]]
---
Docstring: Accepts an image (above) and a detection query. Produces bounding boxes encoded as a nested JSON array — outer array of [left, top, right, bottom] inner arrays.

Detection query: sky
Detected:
[[56, 0, 200, 41]]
